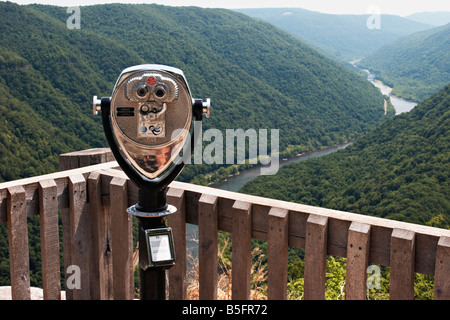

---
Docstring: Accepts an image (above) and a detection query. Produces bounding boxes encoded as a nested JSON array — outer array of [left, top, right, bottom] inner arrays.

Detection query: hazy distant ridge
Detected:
[[235, 8, 433, 60], [360, 23, 450, 101], [405, 11, 450, 26]]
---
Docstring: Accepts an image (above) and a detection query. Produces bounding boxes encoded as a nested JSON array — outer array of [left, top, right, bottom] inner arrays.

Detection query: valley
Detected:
[[210, 68, 418, 192], [358, 23, 450, 101], [0, 3, 448, 299], [0, 2, 391, 184], [357, 62, 418, 114], [241, 84, 450, 227]]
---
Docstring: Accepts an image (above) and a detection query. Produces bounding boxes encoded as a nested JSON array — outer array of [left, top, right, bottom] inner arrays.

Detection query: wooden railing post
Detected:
[[267, 207, 288, 300], [61, 199, 73, 299], [7, 186, 30, 300], [231, 201, 252, 300], [38, 179, 61, 300], [433, 236, 450, 300], [110, 176, 133, 300], [88, 171, 113, 299], [390, 229, 415, 300], [304, 214, 328, 300], [167, 187, 187, 300], [198, 194, 218, 300], [67, 174, 91, 300], [345, 222, 371, 300]]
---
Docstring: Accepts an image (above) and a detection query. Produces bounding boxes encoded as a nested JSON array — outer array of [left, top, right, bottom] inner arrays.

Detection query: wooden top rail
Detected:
[[0, 161, 119, 223], [0, 149, 449, 299]]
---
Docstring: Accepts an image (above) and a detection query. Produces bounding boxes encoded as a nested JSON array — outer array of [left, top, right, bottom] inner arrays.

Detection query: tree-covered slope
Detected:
[[0, 3, 390, 182], [0, 3, 140, 181], [241, 84, 450, 227], [359, 24, 450, 102], [236, 8, 433, 60]]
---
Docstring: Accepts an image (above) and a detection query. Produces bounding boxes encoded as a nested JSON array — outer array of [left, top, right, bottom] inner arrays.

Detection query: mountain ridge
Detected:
[[235, 7, 433, 60], [0, 2, 390, 182], [359, 23, 450, 101], [405, 11, 450, 26]]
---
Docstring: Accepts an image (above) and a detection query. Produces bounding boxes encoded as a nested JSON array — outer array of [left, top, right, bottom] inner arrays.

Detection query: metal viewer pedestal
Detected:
[[128, 189, 177, 300], [95, 64, 210, 301]]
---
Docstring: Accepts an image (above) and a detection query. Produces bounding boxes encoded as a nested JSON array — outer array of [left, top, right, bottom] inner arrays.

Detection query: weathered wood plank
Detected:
[[304, 214, 328, 300], [87, 171, 102, 299], [434, 236, 450, 300], [0, 161, 119, 223], [88, 171, 113, 300], [68, 174, 91, 300], [390, 229, 415, 300], [61, 191, 72, 300], [198, 193, 218, 300], [110, 176, 133, 300], [38, 179, 61, 300], [231, 200, 252, 300], [167, 187, 187, 300], [288, 210, 307, 249], [414, 233, 438, 279], [267, 207, 288, 300], [59, 148, 113, 171], [7, 186, 30, 300], [345, 222, 371, 300], [327, 218, 351, 257]]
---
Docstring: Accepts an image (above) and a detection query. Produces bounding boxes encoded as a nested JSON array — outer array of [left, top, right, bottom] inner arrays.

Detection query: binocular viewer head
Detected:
[[94, 64, 209, 181]]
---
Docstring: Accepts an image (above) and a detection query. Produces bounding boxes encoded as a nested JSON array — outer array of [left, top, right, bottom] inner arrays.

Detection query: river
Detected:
[[350, 59, 418, 115], [186, 63, 418, 256], [209, 142, 352, 192], [186, 142, 353, 258], [364, 70, 418, 115], [209, 65, 418, 192]]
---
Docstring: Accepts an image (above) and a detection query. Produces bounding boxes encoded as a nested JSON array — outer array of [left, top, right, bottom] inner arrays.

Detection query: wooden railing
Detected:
[[0, 148, 449, 300]]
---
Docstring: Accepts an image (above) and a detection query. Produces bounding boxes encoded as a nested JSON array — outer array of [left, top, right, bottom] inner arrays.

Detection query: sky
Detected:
[[4, 0, 450, 17]]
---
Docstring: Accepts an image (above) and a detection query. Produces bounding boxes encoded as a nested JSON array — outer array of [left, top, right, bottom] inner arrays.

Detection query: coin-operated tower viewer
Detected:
[[93, 64, 210, 300]]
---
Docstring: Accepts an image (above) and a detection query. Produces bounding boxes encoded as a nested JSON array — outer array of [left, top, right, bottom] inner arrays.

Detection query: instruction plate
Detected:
[[144, 227, 176, 267], [149, 234, 172, 261]]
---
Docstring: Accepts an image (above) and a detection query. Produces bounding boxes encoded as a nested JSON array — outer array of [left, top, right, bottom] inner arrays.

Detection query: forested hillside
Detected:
[[241, 84, 450, 228], [236, 8, 432, 60], [359, 24, 450, 101], [0, 2, 390, 183]]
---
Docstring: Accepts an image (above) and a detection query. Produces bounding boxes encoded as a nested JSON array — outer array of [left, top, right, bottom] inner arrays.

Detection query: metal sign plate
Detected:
[[144, 227, 176, 268]]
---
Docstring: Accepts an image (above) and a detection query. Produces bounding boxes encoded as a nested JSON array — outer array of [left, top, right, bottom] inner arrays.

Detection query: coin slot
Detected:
[[117, 107, 135, 117]]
